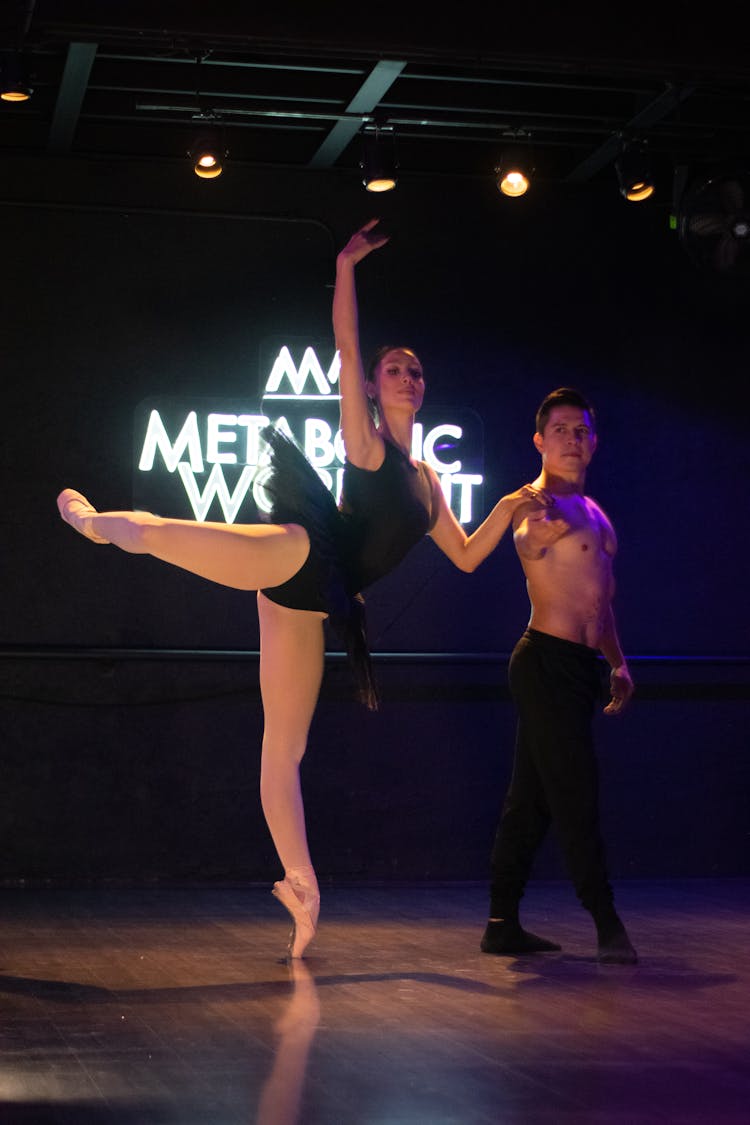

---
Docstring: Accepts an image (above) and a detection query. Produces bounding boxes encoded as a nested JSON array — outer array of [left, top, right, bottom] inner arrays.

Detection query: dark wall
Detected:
[[4, 656, 748, 884], [1, 153, 748, 883]]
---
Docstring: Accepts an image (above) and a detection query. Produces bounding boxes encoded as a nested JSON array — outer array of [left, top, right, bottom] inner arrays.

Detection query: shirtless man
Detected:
[[481, 387, 637, 965]]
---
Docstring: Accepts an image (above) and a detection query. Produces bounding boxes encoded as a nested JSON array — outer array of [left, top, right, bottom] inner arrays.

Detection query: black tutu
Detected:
[[259, 425, 379, 710]]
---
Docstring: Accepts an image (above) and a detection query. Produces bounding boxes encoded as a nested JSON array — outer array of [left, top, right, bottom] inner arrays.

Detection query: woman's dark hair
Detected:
[[366, 344, 420, 383], [535, 386, 596, 435]]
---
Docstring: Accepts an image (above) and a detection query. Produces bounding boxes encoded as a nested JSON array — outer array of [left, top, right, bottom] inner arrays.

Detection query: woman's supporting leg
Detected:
[[57, 488, 310, 592], [58, 487, 326, 956], [257, 592, 325, 958]]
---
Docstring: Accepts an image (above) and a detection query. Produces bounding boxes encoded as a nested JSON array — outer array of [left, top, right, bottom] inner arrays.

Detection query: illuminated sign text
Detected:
[[134, 346, 484, 525]]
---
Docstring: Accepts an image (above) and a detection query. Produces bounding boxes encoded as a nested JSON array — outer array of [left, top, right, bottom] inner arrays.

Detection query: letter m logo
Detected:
[[263, 346, 340, 398]]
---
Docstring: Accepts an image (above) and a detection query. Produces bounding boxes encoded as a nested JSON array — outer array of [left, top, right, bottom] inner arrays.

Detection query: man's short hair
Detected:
[[535, 387, 596, 435]]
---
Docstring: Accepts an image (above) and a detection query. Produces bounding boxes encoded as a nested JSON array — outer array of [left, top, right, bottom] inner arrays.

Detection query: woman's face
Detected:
[[368, 348, 425, 415]]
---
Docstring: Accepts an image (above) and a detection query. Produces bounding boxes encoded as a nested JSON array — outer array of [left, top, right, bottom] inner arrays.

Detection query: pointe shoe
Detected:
[[272, 877, 320, 959], [57, 488, 109, 544]]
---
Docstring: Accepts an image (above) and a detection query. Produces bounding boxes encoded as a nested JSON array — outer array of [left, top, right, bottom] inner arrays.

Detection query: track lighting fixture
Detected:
[[360, 123, 398, 193], [186, 54, 227, 179], [615, 140, 654, 202], [495, 148, 534, 197], [1, 51, 32, 102], [188, 131, 226, 179]]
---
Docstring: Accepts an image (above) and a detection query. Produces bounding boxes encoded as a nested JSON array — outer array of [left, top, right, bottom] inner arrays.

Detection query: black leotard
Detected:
[[339, 439, 437, 591], [259, 427, 438, 706]]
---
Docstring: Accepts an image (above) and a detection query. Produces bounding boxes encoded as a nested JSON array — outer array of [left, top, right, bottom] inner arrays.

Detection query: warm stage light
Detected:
[[1, 87, 31, 103], [616, 142, 655, 202], [625, 181, 654, 202], [194, 151, 222, 178], [365, 172, 397, 193], [495, 149, 534, 197], [361, 124, 398, 192], [1, 52, 32, 102], [498, 169, 529, 197], [189, 133, 226, 179]]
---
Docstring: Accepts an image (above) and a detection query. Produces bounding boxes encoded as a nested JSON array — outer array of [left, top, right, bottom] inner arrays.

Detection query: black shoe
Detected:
[[597, 925, 638, 965], [594, 909, 638, 965], [480, 920, 561, 956]]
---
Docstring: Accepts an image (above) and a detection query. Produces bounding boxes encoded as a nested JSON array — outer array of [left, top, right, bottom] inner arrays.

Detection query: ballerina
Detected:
[[58, 220, 548, 957]]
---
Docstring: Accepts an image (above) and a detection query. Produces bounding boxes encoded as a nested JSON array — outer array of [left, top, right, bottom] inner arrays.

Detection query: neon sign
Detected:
[[133, 345, 484, 525]]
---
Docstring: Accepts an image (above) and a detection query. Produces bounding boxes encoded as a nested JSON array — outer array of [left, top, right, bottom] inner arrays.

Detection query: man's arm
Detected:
[[599, 603, 634, 715]]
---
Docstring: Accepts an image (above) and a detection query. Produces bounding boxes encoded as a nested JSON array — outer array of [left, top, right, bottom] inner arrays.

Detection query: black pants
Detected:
[[489, 628, 613, 917]]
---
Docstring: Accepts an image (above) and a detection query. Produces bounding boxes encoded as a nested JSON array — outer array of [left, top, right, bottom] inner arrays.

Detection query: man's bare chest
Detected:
[[548, 496, 603, 556]]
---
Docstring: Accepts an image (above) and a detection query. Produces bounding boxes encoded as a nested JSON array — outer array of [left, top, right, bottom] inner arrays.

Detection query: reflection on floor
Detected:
[[0, 879, 748, 1123]]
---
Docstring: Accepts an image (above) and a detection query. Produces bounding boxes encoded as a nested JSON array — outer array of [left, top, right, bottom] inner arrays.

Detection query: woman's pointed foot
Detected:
[[57, 488, 109, 544], [272, 877, 320, 959]]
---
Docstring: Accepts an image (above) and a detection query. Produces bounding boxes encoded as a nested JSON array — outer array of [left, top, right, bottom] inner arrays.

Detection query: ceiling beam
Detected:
[[308, 58, 406, 168], [47, 41, 98, 153], [564, 84, 696, 183]]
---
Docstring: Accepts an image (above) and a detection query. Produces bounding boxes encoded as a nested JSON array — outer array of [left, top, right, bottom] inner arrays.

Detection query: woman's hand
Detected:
[[337, 219, 390, 267], [501, 483, 553, 511]]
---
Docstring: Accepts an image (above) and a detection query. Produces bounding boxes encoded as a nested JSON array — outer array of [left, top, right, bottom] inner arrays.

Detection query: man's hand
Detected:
[[517, 505, 571, 557], [604, 664, 634, 715]]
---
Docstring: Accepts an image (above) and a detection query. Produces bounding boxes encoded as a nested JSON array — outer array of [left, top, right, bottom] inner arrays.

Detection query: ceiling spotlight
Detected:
[[361, 123, 398, 193], [495, 148, 534, 197], [1, 51, 33, 102], [188, 132, 226, 179], [615, 141, 654, 202]]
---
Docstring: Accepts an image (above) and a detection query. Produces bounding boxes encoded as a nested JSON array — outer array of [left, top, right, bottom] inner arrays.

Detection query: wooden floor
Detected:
[[0, 879, 748, 1124]]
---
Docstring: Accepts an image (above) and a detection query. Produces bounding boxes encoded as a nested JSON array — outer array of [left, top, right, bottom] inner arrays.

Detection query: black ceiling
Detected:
[[3, 2, 750, 200]]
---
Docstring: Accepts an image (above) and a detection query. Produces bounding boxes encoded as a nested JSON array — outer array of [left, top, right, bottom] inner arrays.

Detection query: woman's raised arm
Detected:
[[333, 220, 389, 469]]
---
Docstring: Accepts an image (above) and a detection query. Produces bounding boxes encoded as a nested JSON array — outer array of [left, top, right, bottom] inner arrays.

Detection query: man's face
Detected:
[[533, 405, 597, 473]]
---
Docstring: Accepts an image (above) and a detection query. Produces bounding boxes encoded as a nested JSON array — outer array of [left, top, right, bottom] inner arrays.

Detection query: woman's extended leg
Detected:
[[57, 488, 310, 591], [257, 592, 325, 958]]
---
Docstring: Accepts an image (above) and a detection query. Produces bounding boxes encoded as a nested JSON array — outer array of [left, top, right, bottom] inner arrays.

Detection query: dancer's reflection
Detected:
[[256, 960, 320, 1124]]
